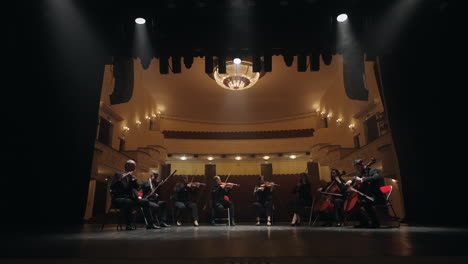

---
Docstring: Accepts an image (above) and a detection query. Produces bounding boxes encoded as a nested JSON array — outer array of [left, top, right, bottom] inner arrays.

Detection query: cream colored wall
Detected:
[[164, 137, 314, 154], [161, 115, 316, 132], [312, 56, 385, 148], [100, 61, 162, 151], [168, 159, 309, 176]]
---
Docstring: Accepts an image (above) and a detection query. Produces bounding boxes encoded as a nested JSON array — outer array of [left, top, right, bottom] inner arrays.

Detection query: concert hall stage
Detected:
[[1, 224, 467, 263]]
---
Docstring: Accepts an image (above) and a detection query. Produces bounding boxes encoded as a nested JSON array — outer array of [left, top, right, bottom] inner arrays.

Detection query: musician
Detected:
[[253, 175, 274, 226], [346, 159, 385, 228], [140, 170, 170, 227], [317, 169, 346, 227], [289, 173, 313, 226], [211, 176, 236, 226], [174, 175, 200, 226], [110, 160, 159, 230]]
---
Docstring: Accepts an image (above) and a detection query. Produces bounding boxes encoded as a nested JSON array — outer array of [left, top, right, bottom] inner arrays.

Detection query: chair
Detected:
[[379, 185, 400, 227], [100, 203, 124, 231], [213, 208, 231, 226]]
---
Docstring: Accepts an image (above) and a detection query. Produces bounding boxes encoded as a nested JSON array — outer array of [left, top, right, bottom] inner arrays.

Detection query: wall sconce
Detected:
[[122, 126, 130, 132], [326, 113, 333, 119], [235, 156, 242, 161], [136, 121, 142, 126], [336, 118, 343, 125], [263, 155, 270, 160], [151, 114, 156, 119], [180, 155, 187, 161], [289, 154, 297, 159], [348, 124, 355, 131], [207, 156, 214, 161], [145, 116, 151, 120]]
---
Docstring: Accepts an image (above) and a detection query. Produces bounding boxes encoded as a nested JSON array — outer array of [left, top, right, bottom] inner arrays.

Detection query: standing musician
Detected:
[[110, 160, 159, 230], [174, 175, 200, 226], [211, 175, 236, 226], [289, 173, 313, 226], [345, 159, 385, 228], [253, 175, 275, 226], [139, 170, 171, 228], [316, 169, 347, 227]]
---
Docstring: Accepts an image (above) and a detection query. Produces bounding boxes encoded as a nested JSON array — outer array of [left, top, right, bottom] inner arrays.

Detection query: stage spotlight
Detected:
[[264, 54, 272, 72], [337, 14, 348, 22], [297, 54, 307, 72], [253, 55, 262, 72], [159, 56, 169, 74], [183, 55, 193, 69], [135, 18, 146, 24], [310, 52, 320, 71], [205, 56, 213, 74], [171, 56, 181, 73], [218, 56, 226, 74]]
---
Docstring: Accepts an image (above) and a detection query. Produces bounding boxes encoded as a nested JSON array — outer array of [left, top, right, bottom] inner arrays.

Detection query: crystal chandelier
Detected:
[[213, 60, 260, 91]]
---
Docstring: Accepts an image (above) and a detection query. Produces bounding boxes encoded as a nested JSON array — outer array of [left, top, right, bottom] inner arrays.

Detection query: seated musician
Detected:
[[110, 160, 159, 230], [316, 169, 346, 227], [174, 175, 200, 226], [346, 159, 385, 228], [211, 176, 236, 226], [289, 173, 313, 226], [253, 175, 274, 226], [139, 170, 170, 228]]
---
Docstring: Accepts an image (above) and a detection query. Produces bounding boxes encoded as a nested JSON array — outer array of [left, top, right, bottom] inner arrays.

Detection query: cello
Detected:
[[343, 158, 377, 212], [316, 170, 346, 212]]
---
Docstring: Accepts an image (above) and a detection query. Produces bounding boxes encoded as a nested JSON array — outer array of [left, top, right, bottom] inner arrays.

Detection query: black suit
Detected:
[[174, 184, 199, 222], [211, 184, 235, 222], [110, 172, 154, 226], [351, 168, 385, 227], [140, 179, 168, 223]]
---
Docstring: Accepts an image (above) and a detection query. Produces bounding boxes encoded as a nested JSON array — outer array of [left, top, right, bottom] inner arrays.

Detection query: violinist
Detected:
[[289, 173, 313, 226], [174, 175, 200, 226], [345, 159, 385, 228], [253, 175, 274, 226], [211, 175, 236, 226], [110, 160, 159, 230], [140, 170, 170, 228], [316, 169, 346, 227]]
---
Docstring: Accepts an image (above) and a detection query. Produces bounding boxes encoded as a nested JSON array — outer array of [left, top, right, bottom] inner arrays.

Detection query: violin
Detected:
[[219, 182, 240, 188], [260, 182, 280, 188], [343, 158, 377, 212], [187, 182, 206, 188]]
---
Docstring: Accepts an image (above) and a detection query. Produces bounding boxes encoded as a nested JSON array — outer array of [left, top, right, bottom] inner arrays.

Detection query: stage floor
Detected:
[[1, 223, 467, 263]]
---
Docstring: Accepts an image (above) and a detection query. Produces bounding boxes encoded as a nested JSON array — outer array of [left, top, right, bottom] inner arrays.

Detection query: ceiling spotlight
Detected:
[[180, 156, 187, 160], [233, 58, 242, 64], [289, 155, 297, 159], [135, 18, 146, 24], [207, 156, 214, 161], [263, 156, 270, 160], [337, 14, 348, 22], [235, 156, 242, 161]]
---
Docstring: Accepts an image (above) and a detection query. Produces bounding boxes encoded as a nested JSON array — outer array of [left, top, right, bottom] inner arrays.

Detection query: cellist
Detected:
[[316, 169, 346, 227], [345, 159, 385, 228]]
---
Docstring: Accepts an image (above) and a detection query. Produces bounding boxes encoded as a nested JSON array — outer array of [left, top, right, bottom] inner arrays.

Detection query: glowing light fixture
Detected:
[[289, 155, 297, 159], [214, 60, 260, 91], [263, 156, 270, 160], [207, 156, 214, 161], [135, 18, 146, 24], [180, 156, 187, 161], [235, 156, 242, 161], [233, 58, 241, 64], [337, 14, 348, 22]]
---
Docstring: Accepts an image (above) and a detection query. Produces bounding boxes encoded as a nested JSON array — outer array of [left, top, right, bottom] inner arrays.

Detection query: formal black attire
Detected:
[[350, 168, 385, 227], [140, 179, 169, 224], [289, 183, 313, 213], [110, 172, 154, 227], [174, 183, 199, 222], [211, 184, 235, 224], [320, 177, 347, 224], [253, 185, 273, 219]]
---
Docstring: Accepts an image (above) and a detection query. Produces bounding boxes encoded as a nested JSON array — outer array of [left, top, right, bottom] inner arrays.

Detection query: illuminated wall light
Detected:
[[207, 156, 214, 161], [336, 118, 343, 124], [315, 109, 321, 113], [327, 113, 333, 119], [180, 156, 187, 161], [151, 114, 156, 118], [349, 124, 355, 130], [392, 179, 397, 182], [136, 121, 142, 126], [263, 155, 270, 160], [145, 116, 151, 120], [122, 126, 130, 132], [289, 154, 297, 159], [235, 156, 242, 161]]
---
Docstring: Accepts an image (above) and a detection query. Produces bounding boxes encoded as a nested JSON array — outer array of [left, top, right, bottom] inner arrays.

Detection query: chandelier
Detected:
[[213, 60, 260, 91]]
